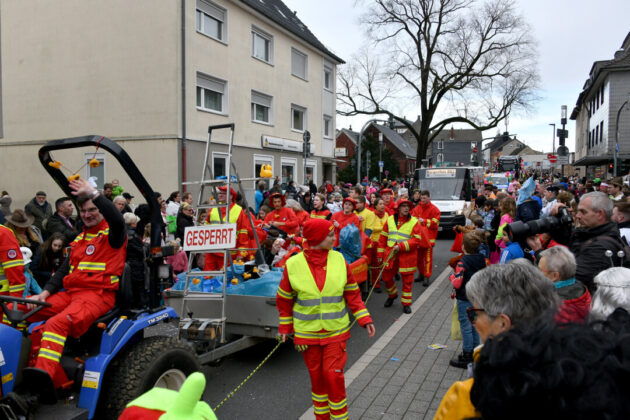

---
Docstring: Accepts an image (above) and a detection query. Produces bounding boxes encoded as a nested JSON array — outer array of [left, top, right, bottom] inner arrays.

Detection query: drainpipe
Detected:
[[181, 0, 187, 191]]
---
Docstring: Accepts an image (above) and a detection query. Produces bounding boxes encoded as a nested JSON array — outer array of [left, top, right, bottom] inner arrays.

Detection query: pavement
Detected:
[[300, 266, 468, 420]]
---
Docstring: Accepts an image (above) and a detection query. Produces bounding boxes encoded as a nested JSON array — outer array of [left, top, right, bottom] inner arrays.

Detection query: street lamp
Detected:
[[549, 123, 556, 154], [614, 94, 630, 177]]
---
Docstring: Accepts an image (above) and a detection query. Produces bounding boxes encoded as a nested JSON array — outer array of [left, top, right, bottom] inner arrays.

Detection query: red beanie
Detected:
[[302, 219, 334, 246]]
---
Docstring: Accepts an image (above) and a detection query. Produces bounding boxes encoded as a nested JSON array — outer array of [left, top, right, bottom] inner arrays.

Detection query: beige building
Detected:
[[0, 0, 341, 208]]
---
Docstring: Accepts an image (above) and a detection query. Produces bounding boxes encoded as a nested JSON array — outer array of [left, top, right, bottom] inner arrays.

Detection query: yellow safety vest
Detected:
[[208, 204, 242, 224], [286, 251, 349, 333], [386, 216, 418, 247]]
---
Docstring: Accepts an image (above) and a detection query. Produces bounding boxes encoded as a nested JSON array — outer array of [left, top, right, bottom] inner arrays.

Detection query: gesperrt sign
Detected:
[[183, 224, 237, 252]]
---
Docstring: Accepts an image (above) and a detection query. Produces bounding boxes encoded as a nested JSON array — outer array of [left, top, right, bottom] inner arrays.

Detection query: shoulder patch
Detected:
[[85, 245, 96, 256], [7, 249, 17, 259]]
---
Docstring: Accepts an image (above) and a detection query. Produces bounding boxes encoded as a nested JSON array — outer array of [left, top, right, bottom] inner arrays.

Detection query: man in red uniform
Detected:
[[380, 188, 396, 215], [0, 224, 27, 328], [263, 193, 299, 236], [411, 190, 440, 286], [330, 197, 360, 248], [378, 199, 424, 313], [203, 186, 251, 270], [277, 219, 375, 420], [24, 178, 127, 398]]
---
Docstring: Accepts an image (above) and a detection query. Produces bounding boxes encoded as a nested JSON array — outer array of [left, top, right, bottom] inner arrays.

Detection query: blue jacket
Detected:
[[500, 242, 524, 264]]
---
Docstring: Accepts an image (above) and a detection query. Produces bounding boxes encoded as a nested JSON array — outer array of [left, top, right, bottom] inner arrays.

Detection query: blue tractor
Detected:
[[0, 136, 199, 419]]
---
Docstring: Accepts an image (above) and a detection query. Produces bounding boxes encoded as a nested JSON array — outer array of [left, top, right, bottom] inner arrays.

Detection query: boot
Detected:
[[394, 273, 401, 282], [374, 286, 382, 293], [422, 278, 430, 287], [402, 306, 412, 314], [449, 351, 473, 369], [384, 297, 396, 307], [414, 274, 424, 283]]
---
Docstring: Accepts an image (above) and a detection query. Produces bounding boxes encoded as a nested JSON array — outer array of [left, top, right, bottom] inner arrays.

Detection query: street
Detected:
[[199, 236, 457, 419]]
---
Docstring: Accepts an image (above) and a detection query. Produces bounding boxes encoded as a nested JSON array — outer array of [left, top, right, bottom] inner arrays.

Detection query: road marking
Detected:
[[298, 266, 452, 420]]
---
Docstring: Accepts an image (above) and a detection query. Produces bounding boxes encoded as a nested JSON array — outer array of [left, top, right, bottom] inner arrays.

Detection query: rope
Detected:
[[212, 337, 283, 411], [211, 248, 397, 411]]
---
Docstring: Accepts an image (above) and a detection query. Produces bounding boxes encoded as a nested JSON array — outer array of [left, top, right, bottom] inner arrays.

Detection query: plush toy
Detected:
[[118, 372, 217, 420]]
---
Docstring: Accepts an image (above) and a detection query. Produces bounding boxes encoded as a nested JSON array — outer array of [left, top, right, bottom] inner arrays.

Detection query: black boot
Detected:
[[384, 297, 396, 307], [414, 275, 424, 283], [449, 351, 473, 369], [422, 278, 430, 287], [402, 306, 412, 314]]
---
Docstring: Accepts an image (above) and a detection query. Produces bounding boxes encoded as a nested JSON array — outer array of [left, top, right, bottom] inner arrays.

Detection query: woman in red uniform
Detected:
[[277, 219, 375, 420], [310, 193, 331, 220], [287, 199, 310, 233], [263, 193, 299, 236], [330, 198, 361, 248]]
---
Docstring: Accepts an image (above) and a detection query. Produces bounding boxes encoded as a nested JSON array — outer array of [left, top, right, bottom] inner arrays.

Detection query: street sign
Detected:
[[378, 161, 384, 167], [547, 153, 554, 159], [556, 128, 568, 138], [183, 224, 237, 252], [384, 170, 389, 176], [537, 162, 541, 167], [557, 156, 569, 165], [302, 130, 311, 142], [549, 155, 557, 163]]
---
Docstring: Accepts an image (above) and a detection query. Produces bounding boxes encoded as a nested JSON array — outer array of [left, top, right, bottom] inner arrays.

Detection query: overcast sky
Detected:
[[283, 0, 630, 154]]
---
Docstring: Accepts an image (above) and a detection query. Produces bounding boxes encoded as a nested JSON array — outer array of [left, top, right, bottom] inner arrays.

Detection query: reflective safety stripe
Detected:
[[343, 283, 359, 292], [399, 267, 417, 273], [2, 259, 24, 269], [9, 284, 25, 293], [77, 262, 106, 271], [331, 412, 349, 419], [38, 348, 62, 362], [386, 217, 418, 248], [311, 214, 328, 219], [42, 331, 66, 346], [329, 398, 348, 410], [294, 324, 351, 339], [111, 276, 119, 284], [295, 296, 343, 307], [312, 393, 328, 403], [353, 308, 369, 319], [277, 287, 293, 300], [314, 405, 330, 414], [279, 316, 292, 325], [292, 307, 347, 321]]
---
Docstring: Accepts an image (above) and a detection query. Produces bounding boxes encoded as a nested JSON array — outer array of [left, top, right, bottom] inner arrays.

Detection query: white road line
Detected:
[[298, 266, 453, 420]]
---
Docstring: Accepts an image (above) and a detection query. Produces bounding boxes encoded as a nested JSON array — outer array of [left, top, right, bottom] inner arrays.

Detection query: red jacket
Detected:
[[293, 209, 310, 231], [384, 200, 397, 216], [310, 208, 331, 220], [412, 201, 441, 244], [0, 225, 26, 297], [330, 212, 360, 248], [555, 281, 592, 324], [264, 207, 299, 236], [276, 249, 372, 345]]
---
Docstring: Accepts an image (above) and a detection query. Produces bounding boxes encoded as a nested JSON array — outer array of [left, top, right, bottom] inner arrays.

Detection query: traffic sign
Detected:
[[547, 153, 554, 159], [549, 155, 557, 163], [378, 161, 384, 167], [557, 156, 569, 165]]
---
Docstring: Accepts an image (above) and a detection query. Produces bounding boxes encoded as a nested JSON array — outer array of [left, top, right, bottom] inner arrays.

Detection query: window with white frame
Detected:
[[196, 0, 226, 42], [291, 48, 308, 80], [323, 63, 333, 90], [305, 159, 317, 185], [251, 91, 272, 124], [437, 140, 444, 150], [281, 157, 297, 187], [197, 73, 227, 113], [437, 153, 444, 163], [252, 26, 273, 64], [254, 155, 274, 189], [213, 153, 227, 177], [85, 153, 105, 190], [291, 104, 306, 132], [323, 115, 332, 138]]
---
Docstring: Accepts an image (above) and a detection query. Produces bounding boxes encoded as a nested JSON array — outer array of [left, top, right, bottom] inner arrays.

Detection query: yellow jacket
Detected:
[[433, 347, 482, 420]]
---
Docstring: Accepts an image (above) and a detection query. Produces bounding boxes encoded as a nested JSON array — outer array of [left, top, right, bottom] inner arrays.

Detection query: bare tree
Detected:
[[338, 0, 540, 167]]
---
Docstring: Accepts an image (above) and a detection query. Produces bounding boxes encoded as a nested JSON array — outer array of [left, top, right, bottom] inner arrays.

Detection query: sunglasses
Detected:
[[466, 307, 485, 323]]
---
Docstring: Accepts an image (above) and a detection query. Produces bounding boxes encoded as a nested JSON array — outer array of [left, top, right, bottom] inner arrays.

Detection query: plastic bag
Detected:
[[339, 224, 362, 264], [451, 301, 462, 341], [226, 271, 283, 297], [166, 215, 177, 234]]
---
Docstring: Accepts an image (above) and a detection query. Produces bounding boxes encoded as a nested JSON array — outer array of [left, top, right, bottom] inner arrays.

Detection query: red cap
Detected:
[[342, 197, 357, 209], [269, 192, 286, 206], [395, 199, 413, 210], [380, 188, 393, 196], [217, 186, 237, 201], [302, 219, 334, 246]]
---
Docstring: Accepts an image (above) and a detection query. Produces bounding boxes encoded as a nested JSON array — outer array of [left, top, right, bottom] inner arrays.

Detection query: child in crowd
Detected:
[[111, 179, 124, 198], [482, 199, 495, 232], [20, 247, 43, 297], [499, 229, 524, 263], [165, 239, 188, 276]]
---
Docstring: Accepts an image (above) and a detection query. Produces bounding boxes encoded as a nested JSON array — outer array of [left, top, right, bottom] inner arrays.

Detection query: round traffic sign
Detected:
[[547, 153, 554, 159], [549, 155, 557, 163]]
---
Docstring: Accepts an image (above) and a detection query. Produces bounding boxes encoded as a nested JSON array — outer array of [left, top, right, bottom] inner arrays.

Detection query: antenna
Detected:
[[605, 250, 614, 267]]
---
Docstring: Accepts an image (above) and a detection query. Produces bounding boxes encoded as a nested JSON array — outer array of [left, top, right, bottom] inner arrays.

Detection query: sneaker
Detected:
[[384, 297, 396, 307], [449, 351, 473, 369], [402, 306, 412, 314]]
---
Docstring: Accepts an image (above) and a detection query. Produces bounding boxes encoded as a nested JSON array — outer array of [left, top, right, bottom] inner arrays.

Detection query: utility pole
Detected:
[[302, 130, 311, 185]]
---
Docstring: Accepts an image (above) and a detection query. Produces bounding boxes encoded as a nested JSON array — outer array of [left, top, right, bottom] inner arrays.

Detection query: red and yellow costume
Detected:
[[411, 200, 440, 278], [310, 208, 331, 220], [0, 225, 26, 299], [276, 220, 372, 420], [377, 202, 424, 306], [293, 209, 311, 232], [203, 202, 251, 271], [28, 210, 127, 388]]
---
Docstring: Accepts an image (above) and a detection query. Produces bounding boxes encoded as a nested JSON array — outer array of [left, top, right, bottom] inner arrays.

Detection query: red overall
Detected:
[[276, 249, 372, 420], [28, 219, 126, 388], [264, 207, 299, 236], [412, 201, 440, 278], [377, 215, 423, 306], [203, 204, 251, 271], [0, 225, 27, 328]]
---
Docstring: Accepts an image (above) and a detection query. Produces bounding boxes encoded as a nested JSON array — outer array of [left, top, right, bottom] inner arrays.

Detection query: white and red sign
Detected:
[[183, 224, 237, 252], [549, 155, 557, 163]]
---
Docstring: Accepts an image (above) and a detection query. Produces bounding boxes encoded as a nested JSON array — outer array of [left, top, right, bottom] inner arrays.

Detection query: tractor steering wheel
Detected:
[[0, 295, 52, 328]]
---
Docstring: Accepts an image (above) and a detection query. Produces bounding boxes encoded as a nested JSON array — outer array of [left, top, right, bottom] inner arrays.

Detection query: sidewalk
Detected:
[[300, 266, 467, 419]]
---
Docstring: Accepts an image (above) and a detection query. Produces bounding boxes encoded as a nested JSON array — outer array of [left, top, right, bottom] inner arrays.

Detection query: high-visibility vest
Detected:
[[386, 216, 418, 247], [208, 204, 242, 224], [286, 251, 349, 332]]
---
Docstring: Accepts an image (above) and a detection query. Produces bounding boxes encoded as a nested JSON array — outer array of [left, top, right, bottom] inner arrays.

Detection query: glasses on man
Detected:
[[79, 207, 99, 215], [466, 307, 485, 323]]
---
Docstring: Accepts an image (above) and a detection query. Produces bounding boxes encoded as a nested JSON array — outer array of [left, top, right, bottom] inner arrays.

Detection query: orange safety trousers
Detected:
[[302, 341, 349, 420], [26, 289, 115, 388], [381, 260, 415, 306], [417, 246, 434, 278]]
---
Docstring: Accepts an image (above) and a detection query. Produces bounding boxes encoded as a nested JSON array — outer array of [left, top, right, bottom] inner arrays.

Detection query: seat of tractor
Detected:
[[90, 263, 134, 327]]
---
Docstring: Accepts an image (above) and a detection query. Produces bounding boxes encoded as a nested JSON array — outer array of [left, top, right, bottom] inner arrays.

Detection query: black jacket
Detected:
[[45, 212, 79, 244], [515, 199, 541, 223], [24, 198, 52, 232], [569, 222, 624, 293], [456, 254, 487, 301], [175, 212, 194, 243]]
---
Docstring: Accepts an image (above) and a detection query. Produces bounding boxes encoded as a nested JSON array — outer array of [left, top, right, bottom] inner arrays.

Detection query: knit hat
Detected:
[[302, 219, 334, 246], [217, 186, 237, 201]]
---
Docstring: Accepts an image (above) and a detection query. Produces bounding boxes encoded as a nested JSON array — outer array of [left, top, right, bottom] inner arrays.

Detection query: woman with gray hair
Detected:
[[538, 246, 591, 323], [435, 263, 559, 419], [589, 267, 630, 322]]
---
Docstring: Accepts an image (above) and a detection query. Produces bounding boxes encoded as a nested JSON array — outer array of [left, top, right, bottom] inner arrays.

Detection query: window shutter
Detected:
[[197, 74, 224, 94], [197, 0, 224, 22], [252, 91, 271, 107]]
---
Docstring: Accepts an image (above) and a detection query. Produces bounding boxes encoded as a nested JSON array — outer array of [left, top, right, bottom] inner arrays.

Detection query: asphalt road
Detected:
[[199, 236, 458, 419]]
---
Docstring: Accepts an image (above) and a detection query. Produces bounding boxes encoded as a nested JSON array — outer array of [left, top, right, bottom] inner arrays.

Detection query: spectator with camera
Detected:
[[527, 191, 627, 293]]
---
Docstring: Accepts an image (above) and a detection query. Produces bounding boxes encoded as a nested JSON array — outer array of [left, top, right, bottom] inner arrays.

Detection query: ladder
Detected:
[[178, 123, 266, 344]]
